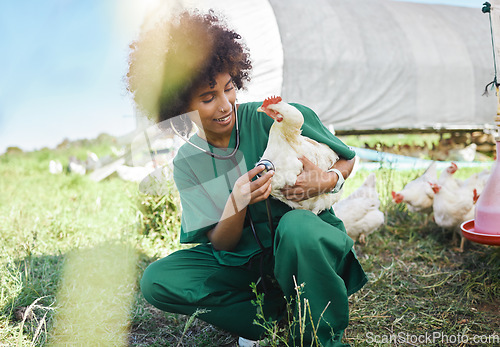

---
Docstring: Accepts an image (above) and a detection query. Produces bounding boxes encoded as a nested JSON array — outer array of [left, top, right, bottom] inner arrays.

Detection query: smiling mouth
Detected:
[[214, 113, 231, 123]]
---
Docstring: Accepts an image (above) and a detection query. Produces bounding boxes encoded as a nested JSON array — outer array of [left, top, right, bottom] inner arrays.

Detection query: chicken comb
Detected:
[[261, 96, 282, 108]]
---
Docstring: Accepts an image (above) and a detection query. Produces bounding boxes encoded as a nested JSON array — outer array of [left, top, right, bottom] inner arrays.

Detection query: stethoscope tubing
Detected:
[[169, 105, 240, 160], [171, 104, 275, 254]]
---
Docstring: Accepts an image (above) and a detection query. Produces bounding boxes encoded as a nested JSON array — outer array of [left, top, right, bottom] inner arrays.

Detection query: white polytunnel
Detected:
[[185, 0, 284, 102], [174, 0, 499, 132]]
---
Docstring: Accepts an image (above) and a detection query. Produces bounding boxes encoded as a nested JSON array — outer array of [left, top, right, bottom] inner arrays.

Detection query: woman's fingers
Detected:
[[234, 166, 266, 194], [253, 171, 274, 190], [249, 170, 274, 203], [252, 182, 272, 203], [247, 165, 266, 180], [282, 189, 305, 202], [232, 168, 274, 206]]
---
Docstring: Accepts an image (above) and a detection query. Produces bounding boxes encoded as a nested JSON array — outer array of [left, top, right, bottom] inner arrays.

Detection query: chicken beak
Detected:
[[257, 106, 283, 122], [430, 183, 440, 194], [257, 106, 271, 117]]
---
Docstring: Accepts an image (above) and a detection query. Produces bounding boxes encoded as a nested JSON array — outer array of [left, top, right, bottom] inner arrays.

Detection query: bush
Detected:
[[137, 183, 182, 242], [5, 146, 24, 154]]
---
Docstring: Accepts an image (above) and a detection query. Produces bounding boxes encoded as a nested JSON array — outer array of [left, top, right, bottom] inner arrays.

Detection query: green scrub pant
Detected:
[[141, 210, 367, 347]]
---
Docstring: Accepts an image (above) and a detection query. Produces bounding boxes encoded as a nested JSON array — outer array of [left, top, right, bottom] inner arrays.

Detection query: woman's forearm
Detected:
[[325, 157, 356, 191], [332, 157, 356, 179], [207, 194, 247, 251], [206, 167, 274, 251]]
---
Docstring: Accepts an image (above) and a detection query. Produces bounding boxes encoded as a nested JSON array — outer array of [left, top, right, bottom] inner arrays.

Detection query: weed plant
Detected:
[[136, 187, 181, 244]]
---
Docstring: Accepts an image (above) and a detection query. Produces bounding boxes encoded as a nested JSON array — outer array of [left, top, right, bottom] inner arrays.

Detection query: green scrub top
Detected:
[[172, 101, 356, 266]]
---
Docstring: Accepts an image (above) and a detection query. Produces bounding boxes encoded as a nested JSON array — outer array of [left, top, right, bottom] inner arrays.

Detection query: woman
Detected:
[[127, 10, 367, 347]]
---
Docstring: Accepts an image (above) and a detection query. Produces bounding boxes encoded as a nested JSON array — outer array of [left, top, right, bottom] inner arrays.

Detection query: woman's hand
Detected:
[[281, 156, 355, 202], [231, 165, 274, 211], [207, 165, 274, 251], [280, 157, 331, 202]]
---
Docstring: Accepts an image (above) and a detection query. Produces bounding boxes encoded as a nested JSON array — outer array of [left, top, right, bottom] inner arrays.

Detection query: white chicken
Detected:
[[257, 96, 341, 214], [85, 151, 101, 172], [67, 156, 86, 175], [463, 167, 490, 198], [49, 160, 63, 174], [430, 162, 478, 252], [392, 161, 438, 214], [333, 173, 384, 244]]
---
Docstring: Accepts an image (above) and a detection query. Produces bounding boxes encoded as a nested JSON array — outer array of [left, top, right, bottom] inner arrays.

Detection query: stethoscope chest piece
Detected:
[[255, 159, 275, 178]]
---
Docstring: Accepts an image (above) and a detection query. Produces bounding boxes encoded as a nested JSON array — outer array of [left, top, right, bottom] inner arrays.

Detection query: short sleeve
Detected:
[[173, 155, 221, 244]]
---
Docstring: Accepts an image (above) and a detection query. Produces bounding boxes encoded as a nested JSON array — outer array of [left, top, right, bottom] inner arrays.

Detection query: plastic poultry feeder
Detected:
[[461, 2, 500, 245], [461, 116, 500, 246]]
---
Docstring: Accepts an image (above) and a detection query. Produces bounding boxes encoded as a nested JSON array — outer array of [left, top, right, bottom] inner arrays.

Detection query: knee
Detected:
[[277, 210, 319, 238], [276, 210, 319, 246], [140, 254, 204, 309], [279, 209, 314, 222], [140, 261, 160, 305], [275, 209, 350, 254], [140, 258, 180, 309]]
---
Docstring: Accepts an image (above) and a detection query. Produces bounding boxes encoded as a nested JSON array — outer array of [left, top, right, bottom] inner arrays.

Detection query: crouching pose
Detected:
[[126, 9, 367, 347]]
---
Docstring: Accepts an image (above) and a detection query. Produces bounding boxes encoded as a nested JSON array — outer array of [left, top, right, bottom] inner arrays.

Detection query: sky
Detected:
[[0, 0, 490, 154]]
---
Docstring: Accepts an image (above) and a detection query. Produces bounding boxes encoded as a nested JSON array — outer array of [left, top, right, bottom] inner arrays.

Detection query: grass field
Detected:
[[0, 136, 498, 346]]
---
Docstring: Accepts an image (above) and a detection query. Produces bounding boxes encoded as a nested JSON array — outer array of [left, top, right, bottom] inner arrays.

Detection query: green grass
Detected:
[[0, 137, 498, 346], [346, 217, 499, 346]]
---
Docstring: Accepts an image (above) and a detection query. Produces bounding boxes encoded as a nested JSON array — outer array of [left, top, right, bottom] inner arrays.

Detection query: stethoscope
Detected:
[[170, 108, 241, 160], [169, 105, 276, 259]]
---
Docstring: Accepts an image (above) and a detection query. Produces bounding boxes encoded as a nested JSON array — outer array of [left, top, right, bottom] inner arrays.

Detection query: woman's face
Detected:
[[187, 72, 237, 146]]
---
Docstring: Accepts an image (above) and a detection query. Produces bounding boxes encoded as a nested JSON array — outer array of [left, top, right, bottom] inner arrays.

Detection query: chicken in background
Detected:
[[49, 160, 63, 174], [392, 161, 438, 216], [85, 151, 101, 172], [67, 156, 86, 175], [430, 162, 478, 252], [333, 173, 384, 244], [447, 143, 477, 162], [257, 96, 341, 214], [462, 167, 490, 199]]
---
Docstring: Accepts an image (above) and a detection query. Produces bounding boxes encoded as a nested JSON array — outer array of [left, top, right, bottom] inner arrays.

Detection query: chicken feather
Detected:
[[431, 162, 477, 252], [392, 161, 438, 213], [258, 97, 340, 214], [333, 173, 384, 243]]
